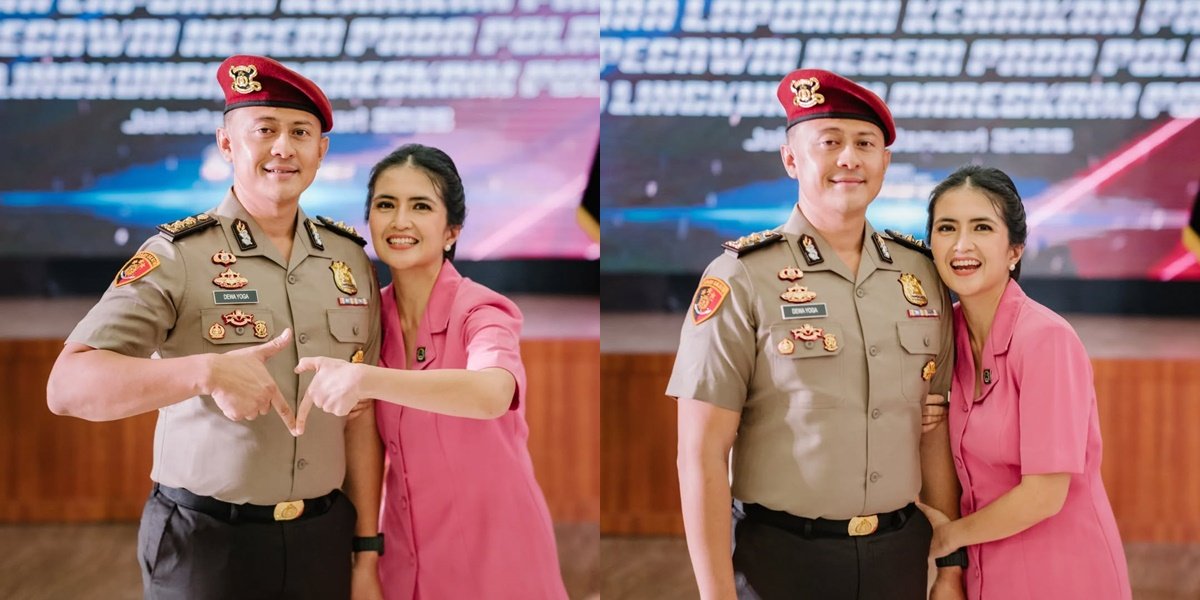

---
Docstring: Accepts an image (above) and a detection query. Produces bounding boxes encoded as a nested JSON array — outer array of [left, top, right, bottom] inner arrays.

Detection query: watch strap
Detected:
[[352, 533, 385, 555], [935, 547, 968, 568]]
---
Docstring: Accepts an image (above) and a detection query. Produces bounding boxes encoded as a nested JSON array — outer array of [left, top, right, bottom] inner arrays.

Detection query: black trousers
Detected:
[[138, 485, 356, 600], [732, 504, 932, 600]]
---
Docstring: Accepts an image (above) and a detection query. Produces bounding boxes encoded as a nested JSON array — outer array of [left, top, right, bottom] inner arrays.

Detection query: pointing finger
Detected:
[[293, 394, 315, 437], [271, 387, 297, 434], [295, 356, 320, 375], [254, 328, 293, 360]]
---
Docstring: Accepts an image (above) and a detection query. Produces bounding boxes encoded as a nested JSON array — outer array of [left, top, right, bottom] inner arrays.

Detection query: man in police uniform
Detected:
[[46, 56, 384, 599], [669, 69, 965, 599]]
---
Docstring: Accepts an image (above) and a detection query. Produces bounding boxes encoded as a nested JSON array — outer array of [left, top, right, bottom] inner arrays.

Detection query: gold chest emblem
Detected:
[[790, 77, 825, 109], [229, 64, 262, 94], [898, 273, 928, 307], [330, 261, 358, 295]]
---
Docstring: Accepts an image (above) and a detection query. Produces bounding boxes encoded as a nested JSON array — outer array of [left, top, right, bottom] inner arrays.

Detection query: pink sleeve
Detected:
[[1017, 321, 1093, 475], [463, 293, 525, 411]]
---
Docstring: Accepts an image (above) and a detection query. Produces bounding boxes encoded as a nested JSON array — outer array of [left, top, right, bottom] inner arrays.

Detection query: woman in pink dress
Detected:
[[295, 144, 568, 599], [917, 165, 1130, 599]]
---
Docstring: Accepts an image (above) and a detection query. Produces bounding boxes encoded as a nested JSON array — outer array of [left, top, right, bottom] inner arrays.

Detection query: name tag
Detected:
[[213, 290, 259, 305], [781, 303, 828, 319]]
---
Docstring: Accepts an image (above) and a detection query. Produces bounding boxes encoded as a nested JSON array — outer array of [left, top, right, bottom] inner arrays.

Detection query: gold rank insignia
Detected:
[[780, 283, 817, 304], [872, 233, 892, 264], [791, 324, 823, 341], [350, 348, 365, 364], [790, 77, 825, 108], [330, 261, 358, 295], [722, 230, 784, 257], [211, 249, 237, 266], [232, 219, 257, 252], [213, 268, 249, 290], [691, 276, 729, 325], [221, 309, 255, 327], [922, 360, 937, 382], [777, 338, 795, 355], [208, 322, 226, 340], [114, 251, 160, 288], [228, 64, 262, 94], [898, 273, 928, 307], [316, 215, 368, 247], [884, 229, 932, 258], [157, 212, 216, 241], [823, 333, 839, 352], [253, 320, 268, 339], [799, 234, 823, 265], [777, 266, 803, 281]]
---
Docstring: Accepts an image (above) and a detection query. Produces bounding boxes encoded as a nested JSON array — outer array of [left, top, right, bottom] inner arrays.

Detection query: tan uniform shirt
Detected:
[[68, 191, 381, 505], [667, 206, 953, 519]]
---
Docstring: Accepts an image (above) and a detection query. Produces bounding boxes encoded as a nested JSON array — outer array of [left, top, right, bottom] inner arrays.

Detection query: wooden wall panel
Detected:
[[0, 339, 599, 524], [601, 353, 1200, 542]]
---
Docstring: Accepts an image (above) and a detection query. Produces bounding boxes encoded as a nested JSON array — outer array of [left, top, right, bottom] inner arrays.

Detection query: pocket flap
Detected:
[[327, 309, 369, 344]]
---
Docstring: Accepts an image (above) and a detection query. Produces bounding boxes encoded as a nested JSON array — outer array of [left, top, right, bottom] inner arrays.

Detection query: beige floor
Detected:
[[601, 536, 1200, 600], [0, 522, 598, 599]]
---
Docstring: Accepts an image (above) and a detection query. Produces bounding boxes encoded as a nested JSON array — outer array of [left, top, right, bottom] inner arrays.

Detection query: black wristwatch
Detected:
[[935, 547, 968, 568], [352, 534, 385, 555]]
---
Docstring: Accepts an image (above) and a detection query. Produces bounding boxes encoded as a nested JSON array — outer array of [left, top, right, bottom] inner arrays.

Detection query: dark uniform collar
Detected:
[[214, 189, 331, 269], [780, 204, 898, 282]]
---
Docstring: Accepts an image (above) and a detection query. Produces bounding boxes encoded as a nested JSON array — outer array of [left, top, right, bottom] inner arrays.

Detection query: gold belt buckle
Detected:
[[273, 500, 305, 521], [848, 515, 879, 536]]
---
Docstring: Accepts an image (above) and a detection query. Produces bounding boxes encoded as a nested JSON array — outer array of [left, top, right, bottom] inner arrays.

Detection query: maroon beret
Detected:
[[776, 69, 895, 146], [217, 55, 333, 133]]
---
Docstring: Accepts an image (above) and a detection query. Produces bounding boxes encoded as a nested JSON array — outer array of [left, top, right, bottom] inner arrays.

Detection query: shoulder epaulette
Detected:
[[883, 229, 932, 258], [315, 215, 367, 247], [157, 212, 218, 242], [722, 229, 784, 257]]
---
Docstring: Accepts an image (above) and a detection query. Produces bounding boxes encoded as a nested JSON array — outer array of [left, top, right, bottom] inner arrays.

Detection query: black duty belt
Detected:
[[154, 483, 339, 524], [741, 502, 916, 538]]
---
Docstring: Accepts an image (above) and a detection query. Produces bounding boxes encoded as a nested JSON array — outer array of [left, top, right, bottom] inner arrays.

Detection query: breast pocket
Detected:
[[200, 308, 275, 347], [327, 309, 370, 358], [896, 321, 940, 403], [767, 323, 844, 408]]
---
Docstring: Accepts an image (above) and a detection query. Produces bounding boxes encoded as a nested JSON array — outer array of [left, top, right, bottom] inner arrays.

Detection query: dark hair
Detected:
[[925, 165, 1028, 281], [365, 144, 467, 261]]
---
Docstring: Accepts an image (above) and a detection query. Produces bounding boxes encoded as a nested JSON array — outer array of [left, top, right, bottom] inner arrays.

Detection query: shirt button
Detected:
[[297, 458, 308, 470], [353, 325, 360, 335], [955, 457, 963, 468], [868, 346, 878, 356], [871, 408, 881, 419], [856, 288, 865, 298], [962, 403, 969, 412], [298, 333, 309, 344], [388, 441, 398, 455], [924, 335, 931, 346], [235, 326, 245, 336], [399, 496, 408, 509], [869, 472, 881, 483], [288, 274, 297, 284], [804, 341, 815, 349]]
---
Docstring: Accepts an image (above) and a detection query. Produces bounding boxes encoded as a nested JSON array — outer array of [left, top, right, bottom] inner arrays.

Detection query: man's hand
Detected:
[[923, 394, 949, 433], [205, 328, 296, 432], [351, 554, 383, 600], [293, 357, 365, 435]]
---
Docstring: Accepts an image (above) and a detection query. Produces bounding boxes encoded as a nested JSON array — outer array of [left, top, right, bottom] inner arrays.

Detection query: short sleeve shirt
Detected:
[[666, 206, 953, 519], [67, 191, 382, 504]]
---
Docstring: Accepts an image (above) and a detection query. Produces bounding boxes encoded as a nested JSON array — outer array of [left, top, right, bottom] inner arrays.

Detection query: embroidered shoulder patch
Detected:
[[114, 251, 160, 287], [691, 276, 730, 325]]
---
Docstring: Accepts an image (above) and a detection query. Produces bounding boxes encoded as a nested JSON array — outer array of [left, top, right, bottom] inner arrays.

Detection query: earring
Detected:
[[444, 243, 453, 252], [1009, 263, 1016, 272]]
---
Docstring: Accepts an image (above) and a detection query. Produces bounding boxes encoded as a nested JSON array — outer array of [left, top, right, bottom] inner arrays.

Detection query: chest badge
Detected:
[[232, 219, 257, 252], [791, 324, 824, 341], [898, 273, 929, 307], [212, 249, 237, 266], [983, 369, 992, 385], [208, 322, 226, 340], [350, 348, 365, 364], [822, 333, 839, 352], [780, 283, 817, 304], [221, 309, 255, 327], [777, 338, 795, 355], [253, 320, 269, 339], [777, 266, 803, 281], [213, 268, 249, 289], [799, 234, 824, 265], [330, 261, 359, 295], [922, 360, 937, 382]]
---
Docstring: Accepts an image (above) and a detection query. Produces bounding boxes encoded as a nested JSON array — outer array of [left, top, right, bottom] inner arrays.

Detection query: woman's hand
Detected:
[[916, 501, 956, 558], [923, 394, 949, 433], [292, 357, 367, 435]]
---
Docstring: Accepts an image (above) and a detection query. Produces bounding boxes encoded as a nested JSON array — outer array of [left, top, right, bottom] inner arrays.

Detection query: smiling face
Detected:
[[217, 105, 328, 208], [780, 118, 890, 217], [367, 164, 460, 274], [930, 184, 1024, 301]]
